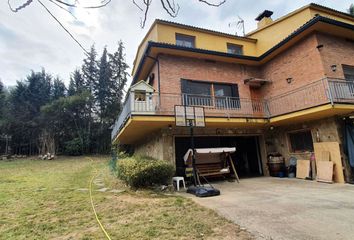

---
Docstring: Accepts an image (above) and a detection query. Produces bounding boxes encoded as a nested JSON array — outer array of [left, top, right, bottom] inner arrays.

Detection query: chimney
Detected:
[[255, 10, 273, 28]]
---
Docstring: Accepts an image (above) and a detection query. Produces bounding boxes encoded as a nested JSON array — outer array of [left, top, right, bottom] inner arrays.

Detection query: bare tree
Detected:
[[133, 0, 226, 27], [7, 0, 226, 51]]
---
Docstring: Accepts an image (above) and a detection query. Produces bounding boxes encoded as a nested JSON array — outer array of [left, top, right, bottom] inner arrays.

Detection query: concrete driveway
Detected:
[[186, 177, 354, 240]]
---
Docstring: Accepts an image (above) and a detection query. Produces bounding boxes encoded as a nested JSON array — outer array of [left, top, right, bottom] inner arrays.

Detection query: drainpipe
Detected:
[[145, 54, 161, 106]]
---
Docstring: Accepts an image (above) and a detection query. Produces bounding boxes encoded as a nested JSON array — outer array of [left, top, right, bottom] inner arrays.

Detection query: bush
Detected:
[[117, 156, 175, 188], [63, 138, 83, 156]]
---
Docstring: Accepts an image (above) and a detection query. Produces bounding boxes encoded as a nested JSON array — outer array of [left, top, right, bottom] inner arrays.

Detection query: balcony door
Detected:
[[181, 79, 239, 109], [340, 65, 354, 99]]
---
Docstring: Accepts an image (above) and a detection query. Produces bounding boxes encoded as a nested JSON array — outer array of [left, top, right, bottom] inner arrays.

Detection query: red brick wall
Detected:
[[147, 32, 353, 105], [158, 54, 260, 99], [259, 33, 326, 98], [317, 33, 354, 78]]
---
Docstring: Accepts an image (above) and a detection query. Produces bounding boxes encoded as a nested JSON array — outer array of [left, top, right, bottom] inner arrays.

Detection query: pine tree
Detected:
[[108, 41, 129, 123], [0, 80, 4, 112], [68, 69, 85, 96], [96, 47, 112, 122], [80, 45, 100, 153], [82, 45, 99, 96], [0, 80, 7, 132], [52, 77, 66, 100], [68, 79, 76, 96], [348, 4, 354, 16], [7, 70, 53, 155]]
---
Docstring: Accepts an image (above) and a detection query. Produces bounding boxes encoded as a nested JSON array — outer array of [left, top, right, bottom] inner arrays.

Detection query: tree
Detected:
[[348, 4, 354, 16], [68, 69, 85, 96], [8, 0, 226, 31], [0, 80, 5, 115], [82, 45, 99, 97], [1, 42, 129, 155], [96, 47, 112, 123], [52, 77, 66, 100], [81, 45, 99, 151], [108, 41, 129, 122], [133, 0, 226, 27], [0, 80, 8, 131], [7, 70, 53, 155], [41, 91, 93, 155]]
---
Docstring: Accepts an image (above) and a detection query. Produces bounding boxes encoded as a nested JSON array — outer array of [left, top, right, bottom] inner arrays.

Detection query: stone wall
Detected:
[[134, 130, 174, 164], [264, 116, 352, 181]]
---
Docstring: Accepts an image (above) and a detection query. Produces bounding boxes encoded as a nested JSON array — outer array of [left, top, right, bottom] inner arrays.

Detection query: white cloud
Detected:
[[0, 0, 352, 86]]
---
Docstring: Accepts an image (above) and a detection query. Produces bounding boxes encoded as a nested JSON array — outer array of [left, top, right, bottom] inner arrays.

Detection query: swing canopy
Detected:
[[183, 147, 239, 181], [183, 147, 236, 164]]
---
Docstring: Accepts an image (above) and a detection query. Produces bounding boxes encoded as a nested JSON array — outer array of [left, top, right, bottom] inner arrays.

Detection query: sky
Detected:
[[0, 0, 353, 87]]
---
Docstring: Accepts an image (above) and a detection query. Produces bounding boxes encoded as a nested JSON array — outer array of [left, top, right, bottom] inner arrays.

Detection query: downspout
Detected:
[[145, 55, 161, 106]]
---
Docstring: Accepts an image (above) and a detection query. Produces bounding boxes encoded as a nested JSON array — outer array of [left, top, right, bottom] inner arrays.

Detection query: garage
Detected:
[[175, 136, 263, 178]]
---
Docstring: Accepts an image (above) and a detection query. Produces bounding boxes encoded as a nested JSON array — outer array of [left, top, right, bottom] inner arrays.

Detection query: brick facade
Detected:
[[259, 33, 326, 98], [317, 33, 354, 78], [158, 54, 260, 99], [152, 33, 354, 100]]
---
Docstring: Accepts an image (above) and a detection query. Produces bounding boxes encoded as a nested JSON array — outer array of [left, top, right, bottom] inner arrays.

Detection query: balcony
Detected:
[[112, 78, 354, 141]]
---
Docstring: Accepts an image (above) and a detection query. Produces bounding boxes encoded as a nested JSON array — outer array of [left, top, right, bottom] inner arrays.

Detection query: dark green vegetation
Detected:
[[117, 156, 175, 188], [348, 4, 354, 16], [0, 42, 128, 155], [0, 157, 253, 240]]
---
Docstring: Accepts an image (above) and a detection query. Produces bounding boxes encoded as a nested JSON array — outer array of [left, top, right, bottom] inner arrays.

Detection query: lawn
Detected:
[[0, 156, 253, 240]]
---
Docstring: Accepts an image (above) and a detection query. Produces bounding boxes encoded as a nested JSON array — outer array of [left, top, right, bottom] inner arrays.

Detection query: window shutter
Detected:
[[181, 79, 189, 93], [232, 84, 239, 98]]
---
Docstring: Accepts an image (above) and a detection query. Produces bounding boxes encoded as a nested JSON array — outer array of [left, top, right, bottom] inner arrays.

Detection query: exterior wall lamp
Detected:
[[286, 77, 292, 84], [331, 64, 337, 72]]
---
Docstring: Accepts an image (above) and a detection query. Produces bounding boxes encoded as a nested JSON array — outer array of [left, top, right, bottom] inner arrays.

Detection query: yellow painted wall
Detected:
[[132, 5, 354, 76], [309, 9, 354, 25], [132, 25, 158, 75], [132, 22, 258, 76], [156, 24, 257, 55], [248, 8, 313, 55]]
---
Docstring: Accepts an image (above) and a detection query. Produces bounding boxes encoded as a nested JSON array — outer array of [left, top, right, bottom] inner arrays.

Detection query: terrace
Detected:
[[112, 78, 354, 141]]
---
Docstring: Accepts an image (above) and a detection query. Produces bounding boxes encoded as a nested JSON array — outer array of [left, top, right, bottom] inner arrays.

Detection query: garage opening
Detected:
[[175, 136, 263, 178]]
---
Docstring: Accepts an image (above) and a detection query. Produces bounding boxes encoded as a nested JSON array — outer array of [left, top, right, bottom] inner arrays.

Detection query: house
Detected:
[[112, 3, 354, 181]]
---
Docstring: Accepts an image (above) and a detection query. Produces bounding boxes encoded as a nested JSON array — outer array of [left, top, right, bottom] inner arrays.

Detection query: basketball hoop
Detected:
[[174, 105, 219, 197], [174, 105, 205, 127]]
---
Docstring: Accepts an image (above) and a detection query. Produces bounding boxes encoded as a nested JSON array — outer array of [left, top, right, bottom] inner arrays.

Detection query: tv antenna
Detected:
[[228, 16, 245, 36]]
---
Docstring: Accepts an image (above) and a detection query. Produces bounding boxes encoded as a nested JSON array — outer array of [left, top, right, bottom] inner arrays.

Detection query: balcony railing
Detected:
[[112, 78, 354, 140]]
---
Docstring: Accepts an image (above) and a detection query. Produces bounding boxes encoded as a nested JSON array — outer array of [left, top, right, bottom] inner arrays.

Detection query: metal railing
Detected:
[[266, 79, 329, 117], [328, 78, 354, 103], [112, 78, 354, 140], [111, 93, 131, 140]]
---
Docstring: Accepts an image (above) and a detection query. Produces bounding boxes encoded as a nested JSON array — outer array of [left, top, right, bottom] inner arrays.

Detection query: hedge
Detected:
[[117, 156, 175, 188]]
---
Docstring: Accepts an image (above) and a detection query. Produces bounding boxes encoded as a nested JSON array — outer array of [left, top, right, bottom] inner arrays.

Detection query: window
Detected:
[[288, 130, 314, 153], [134, 91, 146, 101], [181, 79, 239, 108], [227, 43, 243, 55], [343, 65, 354, 82], [214, 83, 239, 108], [176, 33, 195, 48]]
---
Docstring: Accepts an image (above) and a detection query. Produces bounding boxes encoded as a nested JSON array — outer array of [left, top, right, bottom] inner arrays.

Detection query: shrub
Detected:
[[117, 156, 175, 188], [63, 138, 83, 156]]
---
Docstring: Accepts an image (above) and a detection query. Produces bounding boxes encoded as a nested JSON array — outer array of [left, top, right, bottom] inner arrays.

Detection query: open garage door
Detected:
[[175, 136, 263, 178]]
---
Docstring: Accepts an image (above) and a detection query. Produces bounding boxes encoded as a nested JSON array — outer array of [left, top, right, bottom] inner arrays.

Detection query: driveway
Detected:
[[186, 177, 354, 240]]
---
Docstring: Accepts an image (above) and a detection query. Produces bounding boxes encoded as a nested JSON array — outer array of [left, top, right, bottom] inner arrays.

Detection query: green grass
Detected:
[[0, 156, 253, 240]]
